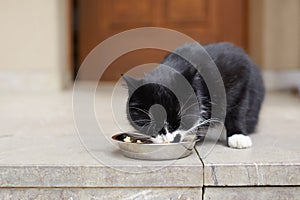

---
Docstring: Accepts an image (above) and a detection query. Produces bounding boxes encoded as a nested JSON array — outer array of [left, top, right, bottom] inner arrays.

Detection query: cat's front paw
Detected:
[[228, 134, 252, 149]]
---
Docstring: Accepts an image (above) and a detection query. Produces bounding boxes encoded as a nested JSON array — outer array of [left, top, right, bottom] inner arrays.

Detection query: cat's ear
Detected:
[[121, 74, 142, 91]]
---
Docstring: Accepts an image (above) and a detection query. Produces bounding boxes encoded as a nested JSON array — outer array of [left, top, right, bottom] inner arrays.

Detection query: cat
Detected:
[[123, 42, 265, 149]]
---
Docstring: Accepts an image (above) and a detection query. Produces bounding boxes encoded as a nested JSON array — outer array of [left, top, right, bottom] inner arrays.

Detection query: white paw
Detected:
[[228, 134, 252, 149]]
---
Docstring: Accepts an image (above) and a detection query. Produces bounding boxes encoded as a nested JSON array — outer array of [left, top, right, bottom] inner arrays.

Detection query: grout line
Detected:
[[194, 146, 205, 200], [0, 186, 203, 189], [203, 185, 300, 188], [1, 185, 299, 189]]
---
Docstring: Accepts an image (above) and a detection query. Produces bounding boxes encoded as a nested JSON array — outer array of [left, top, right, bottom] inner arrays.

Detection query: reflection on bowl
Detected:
[[111, 132, 199, 160]]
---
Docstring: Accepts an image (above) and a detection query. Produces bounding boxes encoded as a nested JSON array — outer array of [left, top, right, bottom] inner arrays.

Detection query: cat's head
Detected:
[[122, 74, 181, 137], [122, 74, 200, 138]]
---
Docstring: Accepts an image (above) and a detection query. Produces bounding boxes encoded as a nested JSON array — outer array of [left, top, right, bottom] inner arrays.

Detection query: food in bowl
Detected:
[[123, 136, 143, 144], [114, 133, 154, 144]]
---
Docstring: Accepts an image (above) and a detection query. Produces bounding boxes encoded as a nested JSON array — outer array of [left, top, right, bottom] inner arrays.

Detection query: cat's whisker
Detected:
[[177, 110, 183, 118], [179, 121, 189, 128], [180, 102, 200, 115], [180, 114, 201, 118], [136, 118, 155, 132], [178, 118, 222, 137], [178, 93, 200, 118], [137, 123, 149, 133], [129, 106, 153, 119], [144, 122, 155, 135], [198, 118, 222, 126], [139, 124, 151, 131], [180, 114, 202, 123], [153, 124, 158, 135], [180, 93, 194, 110], [132, 119, 151, 123]]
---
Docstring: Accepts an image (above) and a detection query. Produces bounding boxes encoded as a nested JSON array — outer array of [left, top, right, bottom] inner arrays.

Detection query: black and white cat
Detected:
[[123, 42, 265, 149]]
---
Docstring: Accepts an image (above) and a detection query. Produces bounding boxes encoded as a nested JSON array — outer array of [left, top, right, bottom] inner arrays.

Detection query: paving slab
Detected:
[[0, 188, 202, 200], [204, 187, 300, 200], [196, 92, 300, 186], [0, 83, 203, 188]]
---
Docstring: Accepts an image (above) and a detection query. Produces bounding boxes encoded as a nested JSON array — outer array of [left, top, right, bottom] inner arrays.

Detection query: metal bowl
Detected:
[[112, 133, 198, 160]]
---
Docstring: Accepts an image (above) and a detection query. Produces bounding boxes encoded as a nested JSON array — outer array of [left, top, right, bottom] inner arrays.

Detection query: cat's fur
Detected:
[[123, 42, 265, 148]]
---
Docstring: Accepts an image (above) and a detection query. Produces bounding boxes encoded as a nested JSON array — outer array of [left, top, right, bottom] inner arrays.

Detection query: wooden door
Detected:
[[76, 0, 248, 81]]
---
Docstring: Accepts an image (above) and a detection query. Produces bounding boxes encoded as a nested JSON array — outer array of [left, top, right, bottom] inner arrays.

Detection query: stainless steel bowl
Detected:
[[112, 133, 198, 160]]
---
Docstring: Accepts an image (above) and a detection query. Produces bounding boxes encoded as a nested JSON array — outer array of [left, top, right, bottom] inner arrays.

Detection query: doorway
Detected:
[[73, 0, 248, 81]]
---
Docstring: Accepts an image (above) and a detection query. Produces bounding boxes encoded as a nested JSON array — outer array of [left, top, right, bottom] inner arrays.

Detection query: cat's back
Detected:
[[204, 42, 263, 78], [159, 42, 263, 85], [162, 42, 252, 70], [204, 42, 251, 64]]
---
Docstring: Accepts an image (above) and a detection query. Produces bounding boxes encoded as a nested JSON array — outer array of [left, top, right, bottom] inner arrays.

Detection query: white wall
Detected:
[[250, 0, 300, 70], [249, 0, 300, 90], [264, 0, 300, 70], [0, 0, 71, 91]]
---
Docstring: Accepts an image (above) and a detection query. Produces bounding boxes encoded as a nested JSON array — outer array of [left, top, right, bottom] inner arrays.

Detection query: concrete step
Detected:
[[0, 84, 299, 199]]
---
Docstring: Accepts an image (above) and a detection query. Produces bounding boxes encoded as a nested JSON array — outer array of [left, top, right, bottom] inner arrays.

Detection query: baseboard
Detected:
[[263, 70, 300, 91], [0, 69, 61, 92], [1, 69, 299, 92]]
